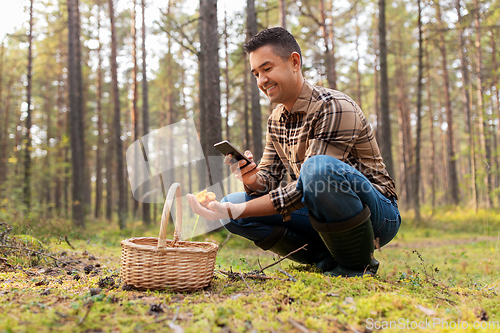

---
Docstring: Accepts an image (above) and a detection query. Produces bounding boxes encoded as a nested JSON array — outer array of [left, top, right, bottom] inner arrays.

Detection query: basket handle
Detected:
[[158, 182, 182, 248]]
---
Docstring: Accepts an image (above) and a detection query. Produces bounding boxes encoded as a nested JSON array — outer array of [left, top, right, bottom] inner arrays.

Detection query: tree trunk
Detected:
[[55, 67, 65, 215], [68, 0, 85, 226], [455, 0, 477, 209], [75, 0, 90, 214], [141, 0, 150, 225], [473, 0, 491, 208], [328, 0, 337, 90], [0, 41, 4, 189], [224, 10, 231, 194], [200, 0, 222, 185], [413, 0, 423, 222], [355, 20, 362, 109], [95, 5, 103, 219], [198, 0, 208, 189], [373, 21, 380, 141], [377, 0, 394, 179], [491, 30, 500, 206], [109, 0, 127, 228], [395, 37, 413, 207], [130, 0, 139, 217], [42, 78, 53, 217], [320, 0, 335, 90], [247, 0, 262, 162], [24, 0, 34, 212], [244, 60, 250, 150], [279, 0, 286, 29], [426, 44, 436, 211], [435, 0, 459, 205], [436, 85, 449, 205], [165, 0, 175, 193]]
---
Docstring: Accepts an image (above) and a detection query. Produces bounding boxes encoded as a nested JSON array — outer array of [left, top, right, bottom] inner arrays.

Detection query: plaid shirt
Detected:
[[245, 80, 397, 221]]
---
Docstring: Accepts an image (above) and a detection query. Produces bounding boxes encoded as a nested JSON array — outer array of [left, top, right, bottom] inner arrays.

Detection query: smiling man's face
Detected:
[[249, 45, 303, 111]]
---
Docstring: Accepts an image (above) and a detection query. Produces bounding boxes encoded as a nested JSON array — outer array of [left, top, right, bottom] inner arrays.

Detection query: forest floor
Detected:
[[1, 207, 500, 332]]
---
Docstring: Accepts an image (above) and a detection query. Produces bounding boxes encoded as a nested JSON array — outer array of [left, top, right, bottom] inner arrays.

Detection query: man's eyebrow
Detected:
[[250, 60, 271, 73]]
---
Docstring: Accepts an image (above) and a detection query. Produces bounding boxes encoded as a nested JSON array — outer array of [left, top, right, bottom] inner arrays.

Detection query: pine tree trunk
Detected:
[[373, 21, 380, 142], [247, 0, 262, 162], [68, 0, 85, 226], [141, 0, 150, 225], [426, 47, 436, 211], [224, 10, 231, 194], [473, 0, 491, 207], [130, 0, 139, 217], [55, 67, 65, 215], [279, 0, 286, 29], [435, 0, 459, 205], [24, 0, 34, 212], [75, 0, 90, 214], [378, 0, 394, 179], [490, 30, 500, 206], [355, 24, 362, 109], [109, 0, 127, 228], [244, 60, 250, 150], [413, 0, 423, 222], [0, 41, 4, 189], [198, 0, 208, 189], [329, 0, 337, 90], [396, 28, 413, 207], [320, 0, 335, 90], [436, 85, 449, 205], [455, 0, 476, 208], [95, 6, 103, 219]]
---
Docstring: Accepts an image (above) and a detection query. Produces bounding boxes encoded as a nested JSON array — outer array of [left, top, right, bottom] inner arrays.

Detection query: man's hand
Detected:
[[224, 150, 260, 186], [186, 194, 245, 220]]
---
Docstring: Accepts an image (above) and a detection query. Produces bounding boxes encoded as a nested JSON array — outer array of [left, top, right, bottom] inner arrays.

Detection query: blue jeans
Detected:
[[221, 155, 401, 248]]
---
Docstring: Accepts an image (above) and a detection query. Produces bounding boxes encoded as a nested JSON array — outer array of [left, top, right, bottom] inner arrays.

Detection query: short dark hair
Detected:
[[243, 27, 302, 65]]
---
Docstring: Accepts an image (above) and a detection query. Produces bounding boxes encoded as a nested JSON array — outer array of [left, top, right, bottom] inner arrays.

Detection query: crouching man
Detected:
[[188, 27, 400, 277]]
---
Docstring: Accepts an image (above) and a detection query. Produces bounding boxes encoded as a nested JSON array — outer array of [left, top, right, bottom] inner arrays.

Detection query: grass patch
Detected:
[[1, 208, 499, 332]]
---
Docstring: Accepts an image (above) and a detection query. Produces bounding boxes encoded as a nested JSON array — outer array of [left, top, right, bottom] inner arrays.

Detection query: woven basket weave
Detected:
[[120, 183, 219, 292]]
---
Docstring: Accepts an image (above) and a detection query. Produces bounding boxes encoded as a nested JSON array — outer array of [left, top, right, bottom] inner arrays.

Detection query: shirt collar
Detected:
[[281, 80, 312, 115]]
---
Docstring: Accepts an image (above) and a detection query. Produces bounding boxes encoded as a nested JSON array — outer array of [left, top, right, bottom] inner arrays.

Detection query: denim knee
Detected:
[[299, 155, 351, 205]]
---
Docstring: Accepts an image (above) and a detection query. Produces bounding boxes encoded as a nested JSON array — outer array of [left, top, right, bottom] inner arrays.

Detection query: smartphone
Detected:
[[213, 140, 252, 167]]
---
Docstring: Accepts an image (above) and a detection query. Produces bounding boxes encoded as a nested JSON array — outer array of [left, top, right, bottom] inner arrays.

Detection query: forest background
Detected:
[[1, 0, 500, 230]]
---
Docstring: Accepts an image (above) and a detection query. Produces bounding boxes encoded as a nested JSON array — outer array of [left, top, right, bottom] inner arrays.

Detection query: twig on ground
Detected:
[[240, 268, 254, 293], [257, 259, 263, 271], [277, 268, 297, 282], [64, 236, 75, 250], [435, 296, 457, 305], [219, 233, 231, 249], [168, 306, 184, 333], [259, 244, 308, 273], [172, 306, 180, 322], [217, 270, 286, 281], [77, 300, 94, 326], [288, 318, 311, 333], [0, 245, 66, 265]]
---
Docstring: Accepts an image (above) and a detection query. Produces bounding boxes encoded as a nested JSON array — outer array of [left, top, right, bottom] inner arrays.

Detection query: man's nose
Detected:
[[257, 73, 268, 86]]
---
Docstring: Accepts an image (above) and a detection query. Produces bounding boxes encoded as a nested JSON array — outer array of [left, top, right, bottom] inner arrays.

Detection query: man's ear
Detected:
[[290, 52, 301, 71]]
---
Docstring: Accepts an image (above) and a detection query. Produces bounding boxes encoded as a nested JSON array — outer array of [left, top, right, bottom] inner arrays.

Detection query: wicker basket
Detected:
[[120, 183, 219, 292]]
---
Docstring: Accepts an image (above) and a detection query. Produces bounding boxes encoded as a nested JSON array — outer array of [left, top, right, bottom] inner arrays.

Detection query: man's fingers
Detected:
[[244, 150, 254, 160], [223, 154, 235, 166], [187, 194, 230, 220]]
